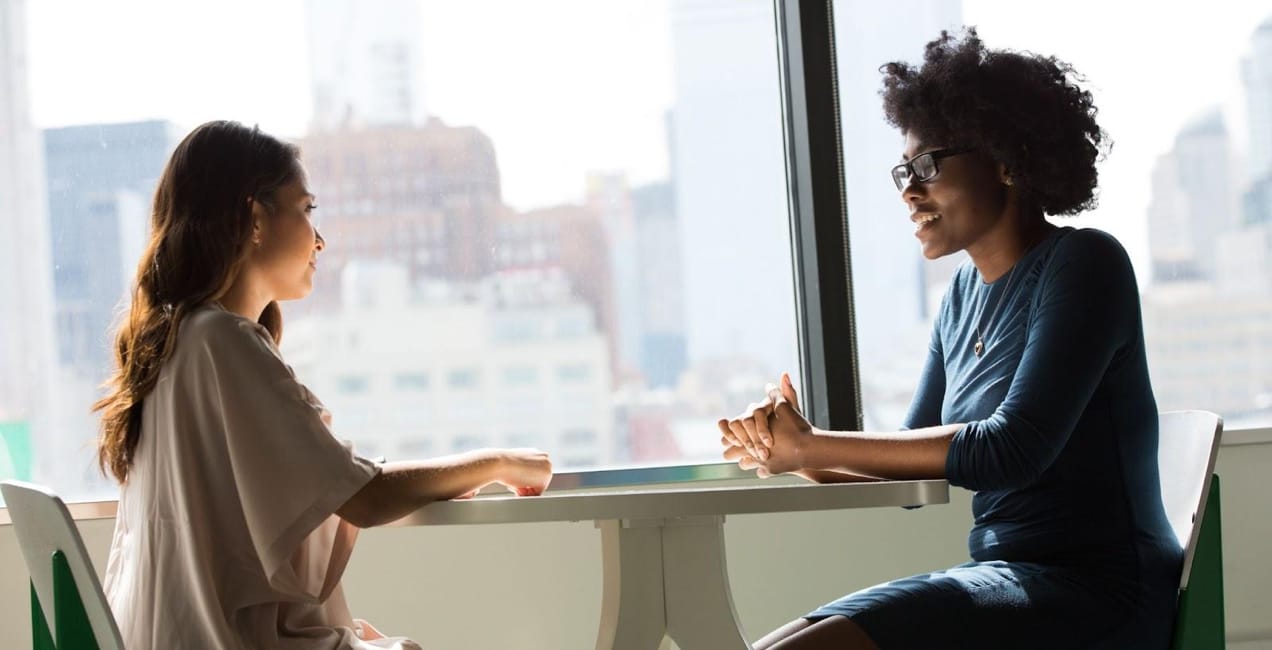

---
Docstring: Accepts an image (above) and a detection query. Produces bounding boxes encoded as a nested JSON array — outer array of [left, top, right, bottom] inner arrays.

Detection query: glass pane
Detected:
[[2, 0, 800, 502], [835, 0, 1272, 431]]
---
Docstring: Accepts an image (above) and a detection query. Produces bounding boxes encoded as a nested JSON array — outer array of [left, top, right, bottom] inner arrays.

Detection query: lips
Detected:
[[912, 212, 942, 235]]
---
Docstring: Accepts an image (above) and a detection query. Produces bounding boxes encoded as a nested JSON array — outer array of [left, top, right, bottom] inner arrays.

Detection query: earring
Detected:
[[1004, 178, 1014, 187]]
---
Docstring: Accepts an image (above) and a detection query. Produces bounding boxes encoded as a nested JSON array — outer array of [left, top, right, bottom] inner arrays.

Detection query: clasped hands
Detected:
[[717, 372, 815, 477]]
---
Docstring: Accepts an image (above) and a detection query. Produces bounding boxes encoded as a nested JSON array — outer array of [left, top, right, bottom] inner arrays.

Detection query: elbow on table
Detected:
[[949, 447, 1050, 492], [337, 475, 397, 528], [949, 418, 1058, 491], [336, 497, 380, 529]]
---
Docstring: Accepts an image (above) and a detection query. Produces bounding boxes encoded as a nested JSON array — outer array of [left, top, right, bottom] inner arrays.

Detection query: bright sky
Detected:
[[24, 0, 1272, 277], [25, 0, 674, 211]]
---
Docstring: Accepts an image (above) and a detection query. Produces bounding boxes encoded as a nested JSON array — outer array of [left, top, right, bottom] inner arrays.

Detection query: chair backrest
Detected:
[[1, 480, 124, 649], [1156, 410, 1223, 591]]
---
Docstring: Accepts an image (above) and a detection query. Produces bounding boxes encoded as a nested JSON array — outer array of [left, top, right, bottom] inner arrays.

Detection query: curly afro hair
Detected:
[[881, 28, 1107, 216]]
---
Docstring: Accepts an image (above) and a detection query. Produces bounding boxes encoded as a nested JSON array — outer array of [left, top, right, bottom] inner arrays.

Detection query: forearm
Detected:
[[339, 450, 505, 527], [801, 423, 963, 480]]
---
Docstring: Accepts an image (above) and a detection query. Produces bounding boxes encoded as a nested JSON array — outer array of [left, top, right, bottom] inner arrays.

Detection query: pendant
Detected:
[[974, 338, 984, 357]]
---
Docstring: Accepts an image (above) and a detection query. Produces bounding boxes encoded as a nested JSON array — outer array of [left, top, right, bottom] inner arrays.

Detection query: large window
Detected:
[[1, 0, 802, 502], [836, 0, 1272, 432], [6, 0, 1265, 506]]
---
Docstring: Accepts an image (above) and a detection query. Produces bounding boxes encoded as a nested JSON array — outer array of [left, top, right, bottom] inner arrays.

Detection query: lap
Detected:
[[805, 560, 1167, 650]]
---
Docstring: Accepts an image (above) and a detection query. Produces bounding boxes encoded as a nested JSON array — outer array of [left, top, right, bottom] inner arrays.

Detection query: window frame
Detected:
[[776, 0, 864, 432]]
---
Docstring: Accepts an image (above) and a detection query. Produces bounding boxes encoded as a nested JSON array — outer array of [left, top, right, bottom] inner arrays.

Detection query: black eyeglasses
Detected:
[[891, 147, 974, 191]]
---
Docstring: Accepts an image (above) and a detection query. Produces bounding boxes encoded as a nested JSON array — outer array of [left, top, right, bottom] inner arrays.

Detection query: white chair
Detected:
[[1156, 410, 1224, 649], [2, 480, 124, 650]]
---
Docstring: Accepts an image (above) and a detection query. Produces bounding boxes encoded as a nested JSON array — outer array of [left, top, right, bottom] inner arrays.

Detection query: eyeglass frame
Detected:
[[890, 147, 976, 191]]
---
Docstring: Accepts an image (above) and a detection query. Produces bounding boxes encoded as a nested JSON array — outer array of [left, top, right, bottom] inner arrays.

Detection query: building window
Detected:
[[561, 429, 597, 446], [506, 432, 540, 448], [452, 435, 486, 453], [397, 439, 433, 458], [447, 368, 481, 390], [561, 456, 598, 469], [502, 365, 539, 387], [394, 372, 430, 391], [337, 375, 370, 395], [556, 364, 591, 384]]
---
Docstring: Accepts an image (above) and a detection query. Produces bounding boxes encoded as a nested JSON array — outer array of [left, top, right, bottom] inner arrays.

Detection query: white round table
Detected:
[[392, 479, 950, 649]]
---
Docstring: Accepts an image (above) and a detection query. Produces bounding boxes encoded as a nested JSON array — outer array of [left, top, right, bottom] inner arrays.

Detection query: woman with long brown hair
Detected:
[[95, 120, 553, 649]]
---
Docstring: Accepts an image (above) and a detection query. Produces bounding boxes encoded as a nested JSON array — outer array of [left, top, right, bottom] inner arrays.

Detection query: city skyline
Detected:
[[1140, 15, 1272, 424], [22, 0, 1272, 285], [6, 1, 1272, 501], [25, 0, 675, 213]]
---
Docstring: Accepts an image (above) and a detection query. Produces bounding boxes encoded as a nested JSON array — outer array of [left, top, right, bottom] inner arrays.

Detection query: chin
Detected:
[[280, 285, 313, 302], [920, 243, 950, 260]]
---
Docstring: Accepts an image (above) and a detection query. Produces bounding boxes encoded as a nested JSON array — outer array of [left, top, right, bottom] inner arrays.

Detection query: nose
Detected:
[[900, 176, 925, 205], [314, 229, 326, 252]]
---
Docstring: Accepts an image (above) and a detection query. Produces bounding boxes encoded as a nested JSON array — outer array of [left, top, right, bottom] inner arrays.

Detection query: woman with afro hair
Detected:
[[718, 28, 1182, 649]]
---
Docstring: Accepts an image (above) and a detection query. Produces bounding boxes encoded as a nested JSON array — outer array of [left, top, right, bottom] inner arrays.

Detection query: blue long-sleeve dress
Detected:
[[806, 227, 1183, 649]]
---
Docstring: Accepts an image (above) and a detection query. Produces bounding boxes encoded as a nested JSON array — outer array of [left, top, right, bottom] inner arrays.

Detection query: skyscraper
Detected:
[[585, 172, 641, 378], [1243, 17, 1272, 226], [669, 0, 795, 375], [43, 120, 179, 378], [632, 180, 687, 388], [304, 0, 427, 131], [0, 0, 59, 485], [1243, 17, 1272, 185], [1146, 110, 1236, 283], [298, 120, 503, 310], [1141, 22, 1272, 424], [497, 203, 617, 379]]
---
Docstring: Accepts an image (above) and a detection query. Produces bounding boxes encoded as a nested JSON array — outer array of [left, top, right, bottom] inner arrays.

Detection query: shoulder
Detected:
[[177, 305, 278, 362], [1050, 227, 1132, 268], [1037, 227, 1140, 307]]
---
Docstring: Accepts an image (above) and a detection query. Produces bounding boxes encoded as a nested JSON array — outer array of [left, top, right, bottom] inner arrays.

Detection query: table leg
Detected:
[[595, 520, 669, 650], [661, 516, 751, 649]]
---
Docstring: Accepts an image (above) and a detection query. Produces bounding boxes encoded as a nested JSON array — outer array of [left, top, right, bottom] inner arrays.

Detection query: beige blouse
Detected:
[[103, 304, 420, 649]]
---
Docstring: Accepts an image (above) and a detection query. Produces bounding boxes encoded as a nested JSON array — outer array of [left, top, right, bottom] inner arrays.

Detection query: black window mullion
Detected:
[[775, 0, 863, 431]]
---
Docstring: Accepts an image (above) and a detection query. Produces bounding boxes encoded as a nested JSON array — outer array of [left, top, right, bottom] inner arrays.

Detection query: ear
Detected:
[[998, 163, 1014, 187], [248, 198, 267, 245]]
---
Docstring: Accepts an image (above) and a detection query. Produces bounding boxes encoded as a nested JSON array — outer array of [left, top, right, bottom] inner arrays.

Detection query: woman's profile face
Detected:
[[900, 131, 1010, 260], [249, 170, 324, 302]]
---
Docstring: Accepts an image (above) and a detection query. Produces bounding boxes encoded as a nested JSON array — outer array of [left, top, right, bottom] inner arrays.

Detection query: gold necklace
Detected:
[[972, 265, 1017, 358]]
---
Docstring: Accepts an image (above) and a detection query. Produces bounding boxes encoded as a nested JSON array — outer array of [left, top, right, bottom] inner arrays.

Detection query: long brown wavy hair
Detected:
[[95, 120, 301, 483]]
